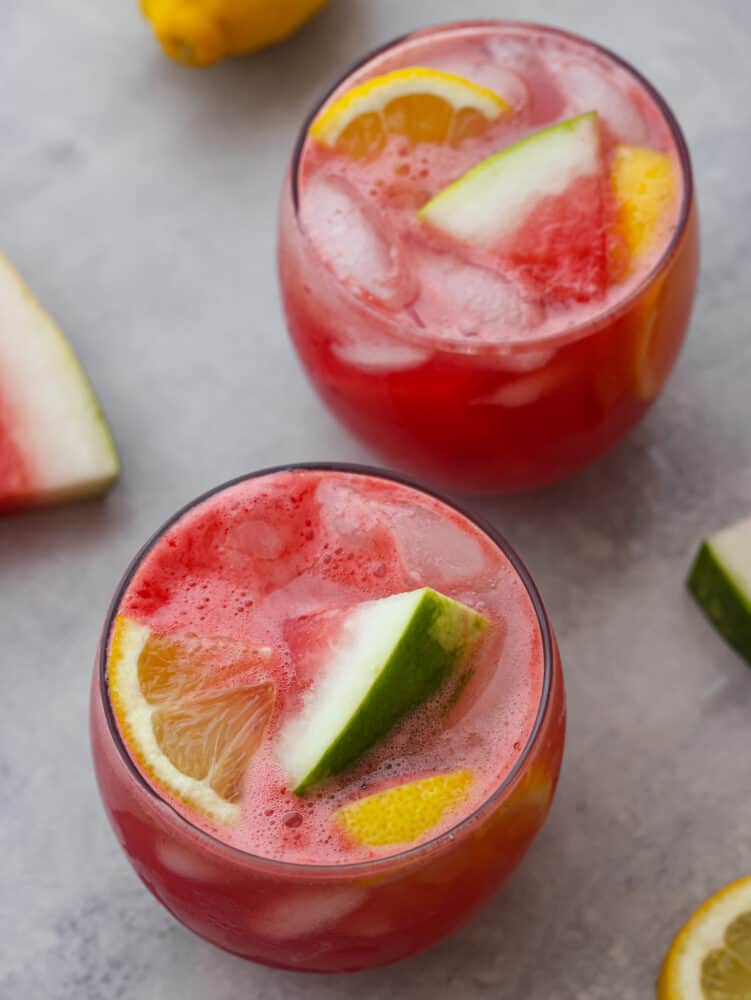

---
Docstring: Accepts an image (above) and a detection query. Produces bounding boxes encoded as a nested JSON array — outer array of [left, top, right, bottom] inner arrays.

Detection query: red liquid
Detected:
[[91, 466, 565, 971], [278, 21, 698, 493]]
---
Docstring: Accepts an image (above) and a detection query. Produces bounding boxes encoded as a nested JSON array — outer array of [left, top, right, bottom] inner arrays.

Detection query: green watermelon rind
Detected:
[[279, 588, 489, 795], [687, 533, 751, 666]]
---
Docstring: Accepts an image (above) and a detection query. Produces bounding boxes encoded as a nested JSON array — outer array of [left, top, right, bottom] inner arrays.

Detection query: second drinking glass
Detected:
[[278, 20, 698, 493], [91, 463, 565, 972]]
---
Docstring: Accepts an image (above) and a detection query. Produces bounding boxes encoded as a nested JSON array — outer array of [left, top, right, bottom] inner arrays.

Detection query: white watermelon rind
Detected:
[[276, 588, 489, 794], [418, 111, 601, 247]]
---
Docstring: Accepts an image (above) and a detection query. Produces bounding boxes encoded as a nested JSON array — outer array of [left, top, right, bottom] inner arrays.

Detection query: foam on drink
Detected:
[[113, 469, 545, 865]]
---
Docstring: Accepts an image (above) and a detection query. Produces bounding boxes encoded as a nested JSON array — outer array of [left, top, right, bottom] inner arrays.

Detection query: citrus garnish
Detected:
[[658, 876, 751, 999], [335, 771, 473, 847], [611, 144, 677, 269], [310, 67, 509, 158], [607, 146, 679, 400], [140, 0, 329, 67], [630, 280, 668, 401], [108, 615, 275, 824]]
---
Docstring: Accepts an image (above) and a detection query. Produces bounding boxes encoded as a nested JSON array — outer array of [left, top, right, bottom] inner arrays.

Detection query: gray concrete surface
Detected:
[[2, 1, 750, 997]]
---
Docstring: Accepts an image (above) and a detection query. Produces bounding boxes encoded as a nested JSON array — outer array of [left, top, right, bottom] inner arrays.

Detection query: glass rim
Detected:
[[98, 461, 556, 879], [287, 18, 695, 357]]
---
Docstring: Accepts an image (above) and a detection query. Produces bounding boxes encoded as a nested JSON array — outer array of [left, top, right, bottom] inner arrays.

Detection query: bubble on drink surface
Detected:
[[382, 502, 488, 585], [411, 245, 544, 342], [554, 58, 648, 144], [250, 886, 368, 941], [301, 172, 418, 310]]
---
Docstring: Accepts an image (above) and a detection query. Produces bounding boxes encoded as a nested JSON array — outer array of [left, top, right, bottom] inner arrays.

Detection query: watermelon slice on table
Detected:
[[0, 254, 119, 512], [418, 112, 609, 305]]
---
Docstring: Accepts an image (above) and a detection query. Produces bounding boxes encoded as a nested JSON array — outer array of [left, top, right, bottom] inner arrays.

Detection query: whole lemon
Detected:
[[140, 0, 329, 67]]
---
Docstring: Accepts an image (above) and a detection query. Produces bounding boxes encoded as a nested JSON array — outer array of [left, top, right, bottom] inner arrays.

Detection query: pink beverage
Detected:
[[278, 22, 698, 492], [91, 465, 565, 971]]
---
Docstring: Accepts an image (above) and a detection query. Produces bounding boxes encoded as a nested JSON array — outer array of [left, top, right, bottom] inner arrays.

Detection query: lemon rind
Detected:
[[108, 615, 239, 825], [611, 144, 677, 264], [335, 770, 474, 848], [658, 876, 751, 1000]]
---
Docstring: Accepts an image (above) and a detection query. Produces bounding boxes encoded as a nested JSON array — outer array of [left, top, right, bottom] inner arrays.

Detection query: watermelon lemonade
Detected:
[[91, 465, 564, 972], [278, 21, 698, 492]]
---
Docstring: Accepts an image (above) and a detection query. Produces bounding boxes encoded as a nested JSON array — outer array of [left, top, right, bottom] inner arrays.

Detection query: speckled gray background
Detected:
[[2, 1, 750, 997]]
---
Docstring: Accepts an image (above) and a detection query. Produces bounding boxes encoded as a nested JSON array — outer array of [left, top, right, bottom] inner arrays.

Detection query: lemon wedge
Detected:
[[310, 67, 509, 158], [108, 615, 275, 824], [612, 144, 677, 267], [336, 771, 473, 847]]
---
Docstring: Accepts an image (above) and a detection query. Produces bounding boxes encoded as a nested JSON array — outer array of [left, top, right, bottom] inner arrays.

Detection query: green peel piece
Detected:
[[276, 587, 489, 794], [687, 517, 751, 665]]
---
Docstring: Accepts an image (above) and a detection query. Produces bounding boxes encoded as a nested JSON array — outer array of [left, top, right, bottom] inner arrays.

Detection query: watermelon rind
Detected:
[[0, 254, 119, 509]]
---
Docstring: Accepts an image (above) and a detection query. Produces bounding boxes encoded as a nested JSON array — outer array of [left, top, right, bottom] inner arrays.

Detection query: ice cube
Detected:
[[484, 35, 542, 73], [484, 36, 566, 122], [426, 47, 529, 111], [471, 363, 575, 407], [226, 518, 285, 560], [554, 58, 648, 144], [317, 479, 487, 585], [341, 909, 395, 938], [156, 840, 219, 882], [331, 336, 430, 373], [411, 244, 544, 342], [383, 502, 487, 585], [301, 172, 417, 309], [488, 347, 558, 374], [316, 478, 376, 546], [251, 886, 368, 941]]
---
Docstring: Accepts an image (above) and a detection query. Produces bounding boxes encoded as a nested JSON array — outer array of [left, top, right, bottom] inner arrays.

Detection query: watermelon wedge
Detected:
[[277, 588, 488, 793], [418, 112, 609, 304], [0, 254, 119, 512], [688, 517, 751, 666]]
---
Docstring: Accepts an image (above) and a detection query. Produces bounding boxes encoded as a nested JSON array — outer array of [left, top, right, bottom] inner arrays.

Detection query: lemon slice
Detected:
[[611, 144, 677, 269], [310, 67, 509, 158], [658, 876, 751, 999], [608, 146, 679, 400], [335, 771, 473, 847], [108, 615, 275, 824]]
